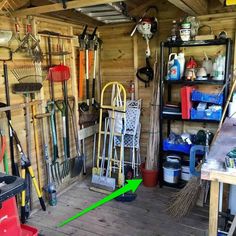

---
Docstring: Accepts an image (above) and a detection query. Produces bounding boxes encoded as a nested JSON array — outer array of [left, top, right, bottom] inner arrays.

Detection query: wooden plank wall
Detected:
[[0, 15, 96, 209], [99, 12, 236, 163]]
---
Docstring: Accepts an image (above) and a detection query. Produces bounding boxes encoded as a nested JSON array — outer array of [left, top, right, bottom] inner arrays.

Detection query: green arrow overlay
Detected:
[[57, 179, 142, 227]]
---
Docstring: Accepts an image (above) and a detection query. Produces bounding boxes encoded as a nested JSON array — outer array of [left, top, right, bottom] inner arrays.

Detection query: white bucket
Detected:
[[181, 165, 190, 181], [163, 167, 181, 184]]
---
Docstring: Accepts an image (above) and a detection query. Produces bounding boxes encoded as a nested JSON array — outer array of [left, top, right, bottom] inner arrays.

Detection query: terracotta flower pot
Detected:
[[141, 163, 158, 187]]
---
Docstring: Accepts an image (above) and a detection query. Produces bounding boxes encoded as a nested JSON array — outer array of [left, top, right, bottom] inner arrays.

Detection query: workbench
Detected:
[[201, 118, 236, 236]]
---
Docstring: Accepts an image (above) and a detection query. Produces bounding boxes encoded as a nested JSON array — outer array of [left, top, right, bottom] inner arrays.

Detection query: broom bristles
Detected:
[[166, 176, 201, 218], [12, 83, 42, 93]]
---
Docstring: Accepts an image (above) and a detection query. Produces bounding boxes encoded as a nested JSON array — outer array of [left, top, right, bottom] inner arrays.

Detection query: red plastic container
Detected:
[[0, 197, 38, 236], [181, 86, 195, 119], [141, 163, 158, 187], [0, 197, 22, 236], [21, 224, 38, 236]]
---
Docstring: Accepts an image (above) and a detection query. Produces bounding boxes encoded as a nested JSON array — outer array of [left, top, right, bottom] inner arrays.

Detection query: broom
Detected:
[[166, 77, 236, 218], [146, 49, 159, 170]]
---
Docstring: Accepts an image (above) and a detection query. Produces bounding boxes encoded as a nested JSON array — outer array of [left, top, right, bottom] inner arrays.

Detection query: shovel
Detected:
[[68, 98, 84, 177]]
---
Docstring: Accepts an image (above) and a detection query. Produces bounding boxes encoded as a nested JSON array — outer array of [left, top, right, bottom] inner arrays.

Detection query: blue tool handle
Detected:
[[189, 145, 205, 177]]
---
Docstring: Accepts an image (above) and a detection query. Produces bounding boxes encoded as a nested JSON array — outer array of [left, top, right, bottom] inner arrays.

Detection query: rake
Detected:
[[11, 66, 44, 83]]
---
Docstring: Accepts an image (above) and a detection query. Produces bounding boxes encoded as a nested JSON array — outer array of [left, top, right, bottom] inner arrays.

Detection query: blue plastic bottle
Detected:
[[168, 58, 180, 80]]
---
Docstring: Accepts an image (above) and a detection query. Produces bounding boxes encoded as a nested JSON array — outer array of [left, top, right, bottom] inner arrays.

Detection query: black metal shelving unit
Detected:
[[159, 38, 232, 187]]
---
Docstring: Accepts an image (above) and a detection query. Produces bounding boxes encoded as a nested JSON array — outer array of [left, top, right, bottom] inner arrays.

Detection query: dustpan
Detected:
[[47, 65, 70, 82]]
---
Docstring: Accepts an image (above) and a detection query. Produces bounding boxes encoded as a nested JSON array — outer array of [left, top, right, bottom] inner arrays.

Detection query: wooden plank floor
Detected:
[[28, 177, 209, 236]]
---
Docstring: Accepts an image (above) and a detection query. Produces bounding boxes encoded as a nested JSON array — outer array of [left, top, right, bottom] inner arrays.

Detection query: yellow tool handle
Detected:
[[32, 104, 43, 192], [21, 168, 26, 223], [28, 166, 46, 211]]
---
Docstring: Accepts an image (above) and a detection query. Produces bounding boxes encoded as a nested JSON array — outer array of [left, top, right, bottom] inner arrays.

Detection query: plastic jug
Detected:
[[177, 52, 185, 78], [168, 57, 180, 80], [213, 54, 225, 81], [202, 52, 213, 76], [167, 53, 178, 72], [167, 53, 180, 80]]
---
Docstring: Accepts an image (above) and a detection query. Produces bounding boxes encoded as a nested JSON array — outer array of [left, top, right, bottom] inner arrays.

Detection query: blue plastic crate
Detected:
[[191, 90, 223, 105], [163, 139, 191, 154], [190, 108, 222, 121]]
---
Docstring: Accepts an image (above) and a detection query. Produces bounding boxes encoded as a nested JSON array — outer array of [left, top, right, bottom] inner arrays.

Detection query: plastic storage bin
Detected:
[[191, 90, 223, 105], [21, 224, 38, 236], [190, 108, 222, 121], [163, 139, 191, 154]]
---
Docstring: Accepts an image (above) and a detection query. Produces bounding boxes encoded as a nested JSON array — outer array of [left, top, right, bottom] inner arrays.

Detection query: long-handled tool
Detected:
[[79, 25, 90, 113], [12, 82, 42, 219], [55, 100, 70, 179], [7, 121, 46, 223], [90, 27, 100, 110], [46, 101, 61, 185], [0, 100, 46, 220], [0, 130, 9, 174], [81, 124, 87, 175], [48, 64, 71, 171], [35, 112, 57, 206], [61, 42, 71, 162], [47, 36, 59, 162], [0, 47, 19, 176], [68, 98, 84, 177], [31, 93, 43, 191]]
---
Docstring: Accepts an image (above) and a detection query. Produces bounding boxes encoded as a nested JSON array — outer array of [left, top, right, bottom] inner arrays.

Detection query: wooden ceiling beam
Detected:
[[167, 0, 197, 15], [218, 0, 225, 4], [129, 0, 157, 16], [12, 0, 121, 17], [47, 10, 103, 26], [181, 0, 208, 15]]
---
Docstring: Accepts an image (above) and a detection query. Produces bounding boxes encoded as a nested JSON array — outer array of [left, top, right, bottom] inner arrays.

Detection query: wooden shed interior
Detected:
[[0, 0, 236, 235]]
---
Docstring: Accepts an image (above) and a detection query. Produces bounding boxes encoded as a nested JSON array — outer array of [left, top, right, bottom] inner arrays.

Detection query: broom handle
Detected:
[[3, 62, 19, 176], [212, 78, 236, 144]]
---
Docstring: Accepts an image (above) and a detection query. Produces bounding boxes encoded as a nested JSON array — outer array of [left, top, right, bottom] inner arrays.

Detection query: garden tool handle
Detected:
[[91, 27, 97, 40], [92, 47, 97, 104], [0, 133, 6, 163], [35, 112, 51, 119], [80, 25, 88, 40], [55, 100, 66, 113], [145, 36, 150, 58], [46, 104, 59, 161]]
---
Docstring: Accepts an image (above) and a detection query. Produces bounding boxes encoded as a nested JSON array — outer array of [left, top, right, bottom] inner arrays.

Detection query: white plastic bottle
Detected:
[[167, 53, 178, 79], [177, 52, 185, 78]]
